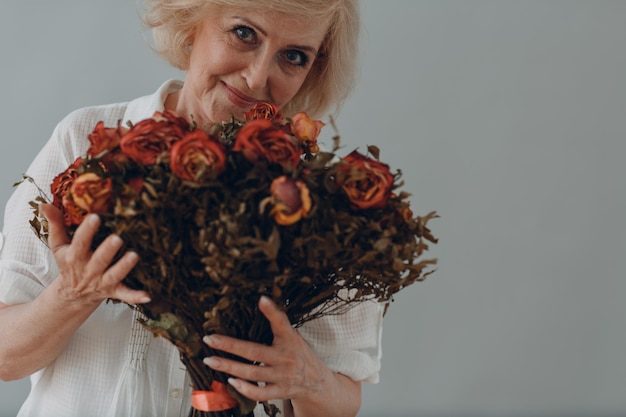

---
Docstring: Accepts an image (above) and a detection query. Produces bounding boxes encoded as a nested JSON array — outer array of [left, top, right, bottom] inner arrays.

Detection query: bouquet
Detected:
[[23, 103, 438, 417]]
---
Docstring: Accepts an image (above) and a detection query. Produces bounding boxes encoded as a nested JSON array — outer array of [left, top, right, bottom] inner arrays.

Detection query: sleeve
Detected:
[[0, 110, 92, 305], [296, 299, 385, 384]]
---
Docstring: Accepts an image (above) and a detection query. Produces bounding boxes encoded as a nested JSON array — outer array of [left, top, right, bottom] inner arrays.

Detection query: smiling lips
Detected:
[[222, 82, 263, 109]]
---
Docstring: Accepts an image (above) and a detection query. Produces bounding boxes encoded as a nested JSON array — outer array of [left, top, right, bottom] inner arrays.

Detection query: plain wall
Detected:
[[1, 1, 625, 416]]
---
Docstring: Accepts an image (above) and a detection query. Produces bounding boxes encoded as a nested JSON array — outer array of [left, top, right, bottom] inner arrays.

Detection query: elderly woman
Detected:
[[0, 0, 384, 416]]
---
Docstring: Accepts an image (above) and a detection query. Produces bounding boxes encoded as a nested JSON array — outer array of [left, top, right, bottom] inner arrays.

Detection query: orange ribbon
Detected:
[[191, 381, 238, 412]]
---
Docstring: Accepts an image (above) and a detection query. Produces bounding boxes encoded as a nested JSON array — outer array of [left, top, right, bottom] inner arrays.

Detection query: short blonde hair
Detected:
[[141, 0, 360, 117]]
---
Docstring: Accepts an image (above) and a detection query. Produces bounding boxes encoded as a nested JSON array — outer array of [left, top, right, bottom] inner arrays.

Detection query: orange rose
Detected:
[[335, 150, 394, 210], [244, 102, 283, 123], [61, 195, 87, 226], [70, 172, 112, 215], [120, 111, 188, 165], [290, 112, 324, 153], [169, 130, 227, 182], [233, 119, 301, 170], [268, 176, 311, 225]]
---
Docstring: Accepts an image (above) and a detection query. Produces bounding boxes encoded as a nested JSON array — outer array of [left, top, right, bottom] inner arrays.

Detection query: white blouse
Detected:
[[0, 80, 384, 417]]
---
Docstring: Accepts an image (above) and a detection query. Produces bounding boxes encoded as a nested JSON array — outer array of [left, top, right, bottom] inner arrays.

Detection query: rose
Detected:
[[169, 130, 227, 182], [61, 195, 87, 226], [290, 112, 324, 154], [69, 172, 112, 215], [51, 157, 82, 208], [120, 111, 189, 165], [335, 150, 394, 210], [87, 121, 126, 157], [264, 176, 311, 225], [244, 102, 283, 123], [86, 121, 133, 169], [50, 157, 83, 226], [233, 119, 301, 170]]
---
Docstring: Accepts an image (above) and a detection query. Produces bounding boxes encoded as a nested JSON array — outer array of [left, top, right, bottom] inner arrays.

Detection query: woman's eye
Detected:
[[233, 26, 257, 43], [283, 50, 308, 67]]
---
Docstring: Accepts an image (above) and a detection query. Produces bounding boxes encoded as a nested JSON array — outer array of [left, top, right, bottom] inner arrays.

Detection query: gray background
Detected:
[[1, 1, 625, 416]]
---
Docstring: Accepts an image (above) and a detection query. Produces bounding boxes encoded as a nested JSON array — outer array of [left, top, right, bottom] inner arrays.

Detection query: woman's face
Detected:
[[171, 6, 328, 128]]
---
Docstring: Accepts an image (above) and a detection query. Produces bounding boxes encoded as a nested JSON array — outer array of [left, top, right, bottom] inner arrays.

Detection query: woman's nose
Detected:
[[242, 51, 273, 92]]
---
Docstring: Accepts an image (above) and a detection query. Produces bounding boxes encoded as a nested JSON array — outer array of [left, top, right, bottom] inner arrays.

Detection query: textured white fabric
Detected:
[[0, 80, 384, 417]]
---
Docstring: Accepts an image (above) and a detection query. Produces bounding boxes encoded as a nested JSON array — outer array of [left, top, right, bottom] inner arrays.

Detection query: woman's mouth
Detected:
[[222, 82, 261, 109]]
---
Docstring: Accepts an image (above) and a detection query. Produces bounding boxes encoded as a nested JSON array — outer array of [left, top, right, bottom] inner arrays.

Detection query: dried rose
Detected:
[[50, 157, 82, 226], [399, 205, 414, 223], [290, 112, 324, 153], [86, 121, 125, 157], [267, 176, 311, 225], [152, 110, 191, 129], [51, 157, 81, 208], [61, 195, 87, 226], [335, 150, 394, 210], [244, 102, 283, 123], [169, 130, 227, 182], [233, 119, 301, 170], [120, 111, 188, 165], [70, 172, 112, 215]]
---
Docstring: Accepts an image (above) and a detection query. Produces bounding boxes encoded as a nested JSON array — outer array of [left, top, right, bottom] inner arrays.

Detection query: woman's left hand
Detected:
[[203, 296, 361, 417]]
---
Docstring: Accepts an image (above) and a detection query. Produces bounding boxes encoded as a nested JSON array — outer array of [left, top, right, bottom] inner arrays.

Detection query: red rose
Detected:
[[120, 111, 189, 165], [233, 119, 301, 170], [335, 150, 394, 210], [290, 112, 324, 154], [244, 102, 283, 123], [86, 121, 126, 157], [70, 172, 112, 215], [169, 130, 227, 182], [50, 157, 84, 225], [51, 157, 82, 208], [266, 176, 311, 225]]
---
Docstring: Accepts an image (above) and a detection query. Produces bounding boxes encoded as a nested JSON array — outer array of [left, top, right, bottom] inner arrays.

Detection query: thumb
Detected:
[[39, 203, 71, 251]]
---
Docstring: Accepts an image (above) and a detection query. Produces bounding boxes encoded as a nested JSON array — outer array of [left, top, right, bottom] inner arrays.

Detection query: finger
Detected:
[[226, 377, 282, 402], [203, 334, 271, 364], [101, 249, 139, 287], [203, 356, 273, 385], [88, 234, 125, 275], [111, 284, 151, 305], [103, 250, 150, 304], [258, 296, 295, 340], [69, 213, 102, 257], [40, 203, 70, 251]]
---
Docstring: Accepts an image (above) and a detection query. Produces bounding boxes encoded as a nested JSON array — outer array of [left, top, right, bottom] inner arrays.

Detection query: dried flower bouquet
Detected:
[[23, 103, 437, 417]]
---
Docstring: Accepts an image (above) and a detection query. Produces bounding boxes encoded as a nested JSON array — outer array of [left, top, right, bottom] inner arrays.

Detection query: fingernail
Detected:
[[260, 295, 272, 305], [228, 378, 241, 389], [138, 296, 151, 304], [204, 335, 222, 346], [203, 356, 221, 368], [87, 214, 100, 225]]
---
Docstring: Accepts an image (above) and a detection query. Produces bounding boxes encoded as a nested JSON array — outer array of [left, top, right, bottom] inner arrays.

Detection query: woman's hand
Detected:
[[42, 203, 150, 307], [202, 296, 361, 417], [0, 204, 150, 380]]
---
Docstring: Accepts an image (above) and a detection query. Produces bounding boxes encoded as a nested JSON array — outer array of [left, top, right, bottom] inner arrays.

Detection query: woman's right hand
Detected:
[[0, 205, 150, 380], [41, 203, 150, 307]]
